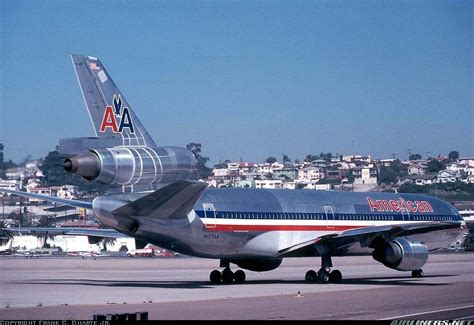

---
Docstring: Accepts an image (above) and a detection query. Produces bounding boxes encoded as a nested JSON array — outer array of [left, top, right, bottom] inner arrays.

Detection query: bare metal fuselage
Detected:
[[93, 187, 466, 260]]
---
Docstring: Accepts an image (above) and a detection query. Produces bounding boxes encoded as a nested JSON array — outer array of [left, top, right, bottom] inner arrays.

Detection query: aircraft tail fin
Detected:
[[70, 54, 156, 147]]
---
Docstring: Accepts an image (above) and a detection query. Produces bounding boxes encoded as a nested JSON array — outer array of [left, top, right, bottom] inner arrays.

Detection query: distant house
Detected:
[[402, 174, 434, 186], [297, 167, 324, 183], [445, 163, 466, 174], [325, 169, 342, 181], [52, 185, 79, 199], [238, 162, 257, 176], [273, 168, 298, 181], [0, 179, 20, 194], [254, 180, 282, 189], [376, 159, 397, 167], [433, 170, 460, 184], [26, 179, 41, 190], [465, 175, 474, 184], [459, 157, 474, 168], [305, 182, 331, 190], [352, 167, 377, 185], [407, 164, 426, 176], [26, 186, 52, 203]]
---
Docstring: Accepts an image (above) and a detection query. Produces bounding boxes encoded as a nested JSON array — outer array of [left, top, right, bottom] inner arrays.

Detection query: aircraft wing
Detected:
[[0, 188, 93, 209], [278, 221, 465, 257], [3, 227, 128, 238]]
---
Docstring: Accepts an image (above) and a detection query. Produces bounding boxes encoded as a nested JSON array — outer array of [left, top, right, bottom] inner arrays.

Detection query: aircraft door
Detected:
[[324, 206, 335, 228], [399, 197, 410, 221], [203, 203, 217, 229]]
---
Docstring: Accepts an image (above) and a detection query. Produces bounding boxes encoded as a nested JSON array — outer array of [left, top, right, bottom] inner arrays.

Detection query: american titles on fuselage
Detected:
[[366, 197, 434, 213], [99, 94, 135, 134]]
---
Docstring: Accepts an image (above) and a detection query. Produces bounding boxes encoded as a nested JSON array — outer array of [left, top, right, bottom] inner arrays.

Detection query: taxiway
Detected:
[[0, 253, 473, 320]]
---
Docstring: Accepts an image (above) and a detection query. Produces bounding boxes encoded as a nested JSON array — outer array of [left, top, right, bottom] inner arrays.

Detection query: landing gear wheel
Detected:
[[210, 270, 222, 284], [221, 268, 234, 284], [234, 270, 246, 284], [411, 269, 423, 278], [329, 270, 342, 283], [317, 269, 330, 283], [305, 270, 318, 283]]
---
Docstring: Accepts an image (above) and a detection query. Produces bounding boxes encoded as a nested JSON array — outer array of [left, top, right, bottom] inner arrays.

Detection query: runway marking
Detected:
[[379, 304, 474, 320]]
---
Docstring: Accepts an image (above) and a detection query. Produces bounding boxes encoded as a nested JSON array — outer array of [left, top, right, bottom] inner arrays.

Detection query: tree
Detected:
[[377, 160, 408, 185], [448, 151, 459, 161], [263, 172, 273, 180], [213, 163, 228, 169], [304, 154, 318, 163], [0, 142, 17, 179], [186, 143, 212, 180], [100, 237, 117, 251], [0, 220, 14, 246], [295, 183, 306, 189], [36, 216, 55, 248], [347, 170, 355, 183], [319, 152, 333, 162], [282, 154, 291, 164], [265, 157, 277, 164], [409, 153, 422, 160], [426, 159, 445, 173]]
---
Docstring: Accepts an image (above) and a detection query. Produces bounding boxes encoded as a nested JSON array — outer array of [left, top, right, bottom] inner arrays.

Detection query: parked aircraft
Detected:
[[0, 55, 467, 284]]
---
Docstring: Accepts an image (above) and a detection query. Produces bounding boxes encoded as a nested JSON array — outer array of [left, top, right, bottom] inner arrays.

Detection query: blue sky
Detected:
[[1, 0, 472, 165]]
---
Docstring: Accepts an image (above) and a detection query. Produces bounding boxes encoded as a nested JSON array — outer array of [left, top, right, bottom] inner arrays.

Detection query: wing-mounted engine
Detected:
[[372, 237, 428, 271], [64, 146, 196, 188]]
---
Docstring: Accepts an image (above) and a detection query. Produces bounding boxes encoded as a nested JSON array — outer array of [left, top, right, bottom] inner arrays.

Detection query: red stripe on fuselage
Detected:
[[203, 224, 366, 232]]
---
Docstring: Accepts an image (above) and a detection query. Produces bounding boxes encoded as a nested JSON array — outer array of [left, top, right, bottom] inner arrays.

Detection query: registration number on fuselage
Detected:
[[203, 233, 220, 239]]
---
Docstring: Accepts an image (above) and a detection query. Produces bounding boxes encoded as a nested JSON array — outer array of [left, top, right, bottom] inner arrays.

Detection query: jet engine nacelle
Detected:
[[231, 258, 283, 272], [64, 146, 196, 186], [372, 237, 428, 271]]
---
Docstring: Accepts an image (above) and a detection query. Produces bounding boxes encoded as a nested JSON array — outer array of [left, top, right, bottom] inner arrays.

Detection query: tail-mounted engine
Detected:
[[372, 237, 428, 271], [64, 146, 196, 187]]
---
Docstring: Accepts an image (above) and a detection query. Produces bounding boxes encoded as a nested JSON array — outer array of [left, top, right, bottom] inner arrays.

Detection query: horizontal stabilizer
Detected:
[[0, 188, 93, 210], [113, 180, 208, 219]]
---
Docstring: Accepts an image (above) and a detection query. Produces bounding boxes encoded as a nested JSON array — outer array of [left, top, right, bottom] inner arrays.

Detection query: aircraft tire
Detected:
[[234, 270, 246, 284], [305, 270, 318, 283], [329, 270, 342, 283], [221, 268, 234, 284], [411, 269, 423, 278], [210, 270, 222, 284], [317, 270, 330, 284]]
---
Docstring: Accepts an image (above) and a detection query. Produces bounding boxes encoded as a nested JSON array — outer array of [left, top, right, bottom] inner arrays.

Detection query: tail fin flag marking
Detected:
[[70, 54, 155, 147]]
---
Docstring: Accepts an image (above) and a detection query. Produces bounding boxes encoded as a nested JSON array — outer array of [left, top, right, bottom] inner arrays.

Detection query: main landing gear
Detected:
[[210, 260, 246, 284], [305, 254, 342, 284], [411, 269, 424, 278]]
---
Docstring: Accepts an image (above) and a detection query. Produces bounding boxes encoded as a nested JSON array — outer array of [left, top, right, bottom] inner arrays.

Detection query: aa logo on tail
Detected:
[[99, 94, 135, 134]]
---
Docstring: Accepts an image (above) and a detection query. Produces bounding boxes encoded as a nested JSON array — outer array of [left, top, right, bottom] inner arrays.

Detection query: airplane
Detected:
[[0, 54, 467, 285]]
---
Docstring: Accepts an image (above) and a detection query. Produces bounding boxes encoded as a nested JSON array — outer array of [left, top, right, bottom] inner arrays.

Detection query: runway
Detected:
[[0, 253, 473, 320]]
